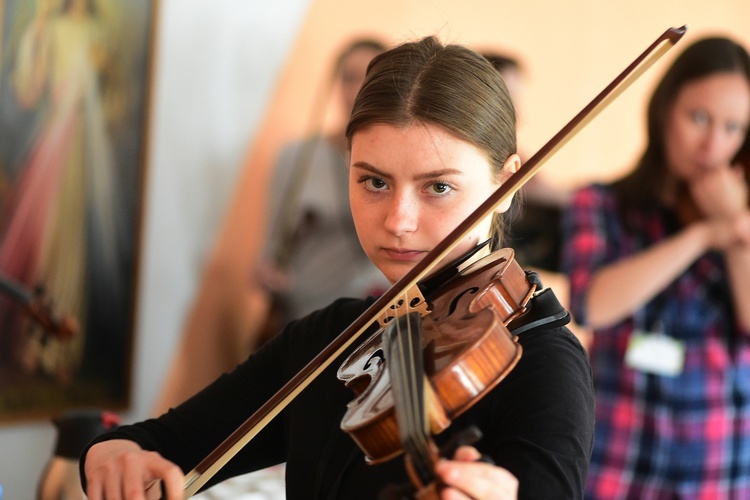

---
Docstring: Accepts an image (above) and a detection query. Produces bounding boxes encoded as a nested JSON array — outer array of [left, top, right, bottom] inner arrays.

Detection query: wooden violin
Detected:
[[0, 273, 78, 340], [339, 246, 534, 497], [338, 247, 532, 465], [182, 25, 687, 496]]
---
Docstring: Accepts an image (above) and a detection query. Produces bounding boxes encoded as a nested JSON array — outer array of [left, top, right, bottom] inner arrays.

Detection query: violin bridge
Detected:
[[376, 286, 430, 328]]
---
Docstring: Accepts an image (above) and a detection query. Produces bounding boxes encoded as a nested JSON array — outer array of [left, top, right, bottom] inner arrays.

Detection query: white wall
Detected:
[[0, 0, 309, 496]]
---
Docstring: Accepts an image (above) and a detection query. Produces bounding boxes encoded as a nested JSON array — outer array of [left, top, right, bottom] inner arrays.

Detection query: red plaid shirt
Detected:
[[562, 184, 750, 499]]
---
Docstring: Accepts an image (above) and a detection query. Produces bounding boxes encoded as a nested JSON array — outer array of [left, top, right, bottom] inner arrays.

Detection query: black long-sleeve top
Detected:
[[81, 287, 594, 499]]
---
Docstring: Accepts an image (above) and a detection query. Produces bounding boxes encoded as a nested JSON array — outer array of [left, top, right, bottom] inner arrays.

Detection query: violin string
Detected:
[[403, 298, 420, 453], [396, 297, 434, 480], [407, 305, 431, 468]]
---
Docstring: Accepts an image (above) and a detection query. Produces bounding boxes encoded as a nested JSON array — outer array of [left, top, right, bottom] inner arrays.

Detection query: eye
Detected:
[[428, 181, 453, 195], [690, 109, 709, 127], [725, 120, 747, 136], [360, 176, 388, 191]]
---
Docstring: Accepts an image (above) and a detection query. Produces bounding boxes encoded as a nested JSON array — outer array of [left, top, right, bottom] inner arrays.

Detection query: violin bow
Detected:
[[183, 25, 687, 496]]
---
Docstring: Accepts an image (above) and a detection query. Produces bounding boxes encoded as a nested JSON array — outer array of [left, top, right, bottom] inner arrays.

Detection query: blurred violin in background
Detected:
[[0, 273, 78, 341]]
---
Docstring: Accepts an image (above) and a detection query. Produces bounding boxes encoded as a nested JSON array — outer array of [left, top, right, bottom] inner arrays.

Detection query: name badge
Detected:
[[624, 330, 685, 376]]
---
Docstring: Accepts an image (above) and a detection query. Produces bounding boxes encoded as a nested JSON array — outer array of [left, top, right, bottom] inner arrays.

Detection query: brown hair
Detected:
[[345, 36, 517, 247]]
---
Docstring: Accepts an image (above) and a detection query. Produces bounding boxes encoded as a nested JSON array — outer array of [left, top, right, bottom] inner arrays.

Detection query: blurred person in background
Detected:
[[562, 36, 750, 498]]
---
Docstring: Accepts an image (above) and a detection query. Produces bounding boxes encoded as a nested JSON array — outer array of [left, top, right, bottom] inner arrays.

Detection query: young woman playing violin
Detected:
[[562, 36, 750, 498], [81, 36, 594, 500]]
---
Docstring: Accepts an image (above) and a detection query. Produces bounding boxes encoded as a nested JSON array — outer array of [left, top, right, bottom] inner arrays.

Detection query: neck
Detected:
[[458, 241, 494, 273]]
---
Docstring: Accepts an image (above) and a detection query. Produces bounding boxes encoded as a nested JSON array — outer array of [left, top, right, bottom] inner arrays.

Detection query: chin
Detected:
[[379, 265, 408, 286], [383, 271, 401, 285]]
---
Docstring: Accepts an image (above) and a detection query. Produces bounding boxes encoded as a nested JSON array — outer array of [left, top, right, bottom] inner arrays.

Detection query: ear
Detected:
[[495, 153, 522, 214]]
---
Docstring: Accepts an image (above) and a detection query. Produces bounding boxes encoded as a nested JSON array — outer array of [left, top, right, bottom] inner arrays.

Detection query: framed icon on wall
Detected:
[[0, 0, 157, 422]]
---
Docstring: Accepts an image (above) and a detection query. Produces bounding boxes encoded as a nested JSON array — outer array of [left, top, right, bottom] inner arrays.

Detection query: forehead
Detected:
[[674, 72, 750, 118], [353, 122, 468, 153], [350, 122, 493, 175]]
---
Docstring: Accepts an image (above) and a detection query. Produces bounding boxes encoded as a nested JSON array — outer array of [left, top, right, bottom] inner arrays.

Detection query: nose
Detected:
[[383, 192, 418, 236], [699, 123, 730, 166]]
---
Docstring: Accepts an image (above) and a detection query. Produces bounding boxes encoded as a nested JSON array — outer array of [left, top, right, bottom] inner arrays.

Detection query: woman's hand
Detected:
[[690, 164, 748, 220], [434, 446, 518, 499], [84, 440, 184, 500], [688, 164, 750, 252]]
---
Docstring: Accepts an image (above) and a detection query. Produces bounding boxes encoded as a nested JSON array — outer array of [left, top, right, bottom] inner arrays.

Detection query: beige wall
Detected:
[[254, 0, 750, 193]]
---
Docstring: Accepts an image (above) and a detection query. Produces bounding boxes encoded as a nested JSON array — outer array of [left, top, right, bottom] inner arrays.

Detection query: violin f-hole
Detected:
[[430, 286, 479, 322]]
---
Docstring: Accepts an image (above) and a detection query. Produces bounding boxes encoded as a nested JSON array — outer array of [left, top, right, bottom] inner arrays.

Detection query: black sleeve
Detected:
[[78, 307, 309, 492], [460, 325, 594, 500], [79, 297, 372, 494], [79, 329, 291, 492]]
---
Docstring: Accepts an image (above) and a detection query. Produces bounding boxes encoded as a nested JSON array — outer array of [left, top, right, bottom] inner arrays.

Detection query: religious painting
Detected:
[[0, 0, 157, 422]]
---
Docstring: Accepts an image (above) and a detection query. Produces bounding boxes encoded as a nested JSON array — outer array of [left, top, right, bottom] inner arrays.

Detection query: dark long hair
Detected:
[[615, 36, 750, 210], [345, 36, 517, 245]]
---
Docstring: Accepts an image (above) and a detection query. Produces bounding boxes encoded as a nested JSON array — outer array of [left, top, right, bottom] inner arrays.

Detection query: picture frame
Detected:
[[0, 0, 158, 423]]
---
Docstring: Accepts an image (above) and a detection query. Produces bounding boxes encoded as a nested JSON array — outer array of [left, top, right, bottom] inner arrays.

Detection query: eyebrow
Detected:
[[351, 161, 464, 181]]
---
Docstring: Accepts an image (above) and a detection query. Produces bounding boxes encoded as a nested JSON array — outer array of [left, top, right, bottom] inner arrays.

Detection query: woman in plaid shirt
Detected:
[[562, 36, 750, 499]]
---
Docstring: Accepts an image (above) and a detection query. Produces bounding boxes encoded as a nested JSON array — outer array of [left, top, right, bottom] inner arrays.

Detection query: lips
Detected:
[[383, 248, 425, 261]]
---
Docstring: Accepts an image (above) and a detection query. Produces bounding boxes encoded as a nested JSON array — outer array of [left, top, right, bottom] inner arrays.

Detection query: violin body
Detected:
[[0, 274, 78, 340], [337, 248, 534, 464]]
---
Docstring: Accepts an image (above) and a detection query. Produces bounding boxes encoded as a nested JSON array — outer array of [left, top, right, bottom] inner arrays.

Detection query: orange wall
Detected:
[[255, 0, 750, 191]]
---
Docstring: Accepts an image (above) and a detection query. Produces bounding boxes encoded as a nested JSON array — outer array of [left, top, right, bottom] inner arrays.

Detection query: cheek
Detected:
[[665, 122, 693, 171], [350, 196, 367, 234], [725, 134, 747, 161], [350, 194, 379, 246], [430, 208, 488, 250]]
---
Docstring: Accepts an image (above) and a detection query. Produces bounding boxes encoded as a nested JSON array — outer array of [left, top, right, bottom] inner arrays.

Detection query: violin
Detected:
[[0, 273, 78, 340], [340, 246, 533, 497], [338, 247, 531, 465], [182, 26, 687, 497]]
